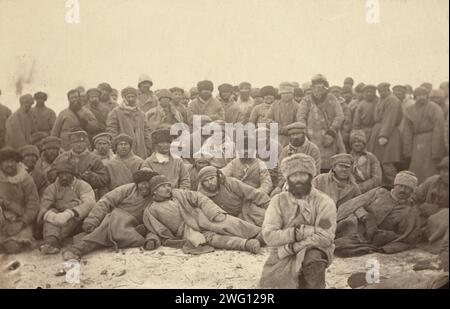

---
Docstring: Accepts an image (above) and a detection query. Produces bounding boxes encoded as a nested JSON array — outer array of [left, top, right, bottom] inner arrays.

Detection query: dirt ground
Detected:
[[8, 245, 443, 289]]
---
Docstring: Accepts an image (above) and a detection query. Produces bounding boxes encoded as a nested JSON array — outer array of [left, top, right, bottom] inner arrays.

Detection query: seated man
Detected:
[[313, 154, 361, 208], [19, 144, 47, 197], [103, 133, 143, 191], [37, 161, 95, 254], [349, 130, 382, 193], [259, 153, 336, 289], [62, 170, 159, 261], [221, 135, 273, 195], [0, 147, 39, 254], [92, 132, 114, 163], [142, 128, 190, 190], [197, 166, 270, 227], [415, 157, 449, 251], [335, 171, 422, 257], [34, 136, 62, 177], [143, 175, 262, 254], [54, 129, 109, 198]]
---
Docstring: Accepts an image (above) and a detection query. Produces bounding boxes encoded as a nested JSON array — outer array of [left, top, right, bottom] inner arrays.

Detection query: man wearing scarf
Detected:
[[296, 75, 346, 172], [259, 153, 336, 289], [106, 87, 152, 159]]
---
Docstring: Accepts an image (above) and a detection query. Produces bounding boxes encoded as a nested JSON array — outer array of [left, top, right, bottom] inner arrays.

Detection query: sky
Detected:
[[0, 0, 448, 112]]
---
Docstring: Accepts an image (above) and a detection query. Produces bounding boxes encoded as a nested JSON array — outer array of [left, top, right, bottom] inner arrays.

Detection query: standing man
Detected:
[[5, 94, 35, 149], [188, 80, 225, 122], [249, 86, 276, 125], [145, 90, 183, 131], [343, 77, 354, 90], [403, 87, 446, 183], [0, 90, 12, 149], [217, 83, 243, 124], [137, 74, 158, 113], [30, 92, 56, 136], [85, 88, 109, 137], [259, 153, 336, 289], [353, 85, 378, 142], [170, 87, 191, 125], [297, 75, 345, 172], [107, 87, 152, 159], [266, 82, 299, 147], [366, 83, 403, 187], [236, 82, 254, 123]]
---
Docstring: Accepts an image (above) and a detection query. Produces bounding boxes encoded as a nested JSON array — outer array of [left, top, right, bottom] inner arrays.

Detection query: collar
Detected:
[[151, 152, 170, 163]]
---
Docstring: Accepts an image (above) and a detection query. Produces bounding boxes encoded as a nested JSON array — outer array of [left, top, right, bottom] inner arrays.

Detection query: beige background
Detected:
[[0, 0, 448, 113]]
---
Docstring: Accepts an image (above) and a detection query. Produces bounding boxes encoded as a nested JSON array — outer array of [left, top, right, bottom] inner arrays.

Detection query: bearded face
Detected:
[[287, 172, 313, 198]]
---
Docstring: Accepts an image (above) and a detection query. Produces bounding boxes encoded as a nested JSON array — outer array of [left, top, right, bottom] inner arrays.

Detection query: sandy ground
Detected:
[[7, 246, 443, 289]]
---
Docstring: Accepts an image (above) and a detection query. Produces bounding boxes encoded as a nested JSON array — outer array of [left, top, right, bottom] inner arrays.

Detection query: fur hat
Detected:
[[394, 171, 418, 189], [286, 122, 307, 135], [121, 87, 138, 97], [112, 133, 133, 151], [151, 128, 172, 144], [19, 145, 40, 159], [34, 91, 48, 101], [0, 147, 22, 163], [55, 160, 76, 175], [93, 132, 113, 146], [149, 175, 172, 193], [197, 80, 214, 92], [260, 86, 277, 98], [218, 83, 233, 93], [68, 130, 88, 143], [133, 169, 159, 184], [280, 153, 316, 179], [197, 166, 219, 183], [331, 153, 354, 167], [41, 136, 62, 151]]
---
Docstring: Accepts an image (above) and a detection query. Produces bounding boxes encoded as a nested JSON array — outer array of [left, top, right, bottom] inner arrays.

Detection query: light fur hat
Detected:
[[394, 171, 418, 189], [280, 153, 316, 179]]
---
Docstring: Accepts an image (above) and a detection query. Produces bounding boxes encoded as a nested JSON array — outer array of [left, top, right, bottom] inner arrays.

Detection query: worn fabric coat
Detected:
[[249, 103, 272, 124], [137, 92, 159, 113], [85, 103, 109, 136], [259, 189, 336, 288], [296, 94, 346, 169], [106, 104, 152, 159], [366, 94, 403, 164], [353, 98, 378, 140], [103, 153, 143, 190], [312, 171, 361, 208], [403, 101, 446, 183], [0, 103, 12, 148], [266, 100, 298, 147], [236, 97, 255, 124], [218, 98, 244, 124], [188, 97, 225, 122], [351, 150, 382, 193], [142, 153, 190, 190], [221, 158, 273, 195], [5, 108, 35, 149], [30, 105, 56, 135], [145, 105, 183, 132]]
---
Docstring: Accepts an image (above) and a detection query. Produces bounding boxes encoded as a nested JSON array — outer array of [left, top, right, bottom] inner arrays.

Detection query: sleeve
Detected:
[[259, 165, 273, 195], [248, 107, 259, 124], [220, 160, 233, 177], [414, 177, 433, 204], [39, 184, 56, 212], [49, 110, 57, 131], [21, 175, 40, 225], [402, 113, 414, 158], [185, 190, 226, 220], [330, 100, 345, 132], [357, 155, 382, 193], [144, 115, 153, 152], [178, 160, 191, 190], [106, 109, 119, 137], [379, 98, 402, 139], [311, 145, 322, 176], [87, 158, 110, 189], [295, 99, 309, 124], [261, 195, 297, 246], [352, 105, 362, 130], [232, 178, 270, 208], [72, 181, 96, 219], [430, 106, 446, 160], [51, 114, 64, 137]]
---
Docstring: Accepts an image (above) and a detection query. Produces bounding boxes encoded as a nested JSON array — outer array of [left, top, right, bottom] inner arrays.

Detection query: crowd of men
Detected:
[[0, 74, 448, 289]]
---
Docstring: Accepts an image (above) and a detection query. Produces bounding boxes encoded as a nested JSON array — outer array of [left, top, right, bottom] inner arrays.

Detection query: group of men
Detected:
[[0, 74, 448, 289]]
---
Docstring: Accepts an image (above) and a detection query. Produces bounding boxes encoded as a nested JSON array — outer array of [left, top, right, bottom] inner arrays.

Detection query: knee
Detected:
[[303, 248, 326, 266]]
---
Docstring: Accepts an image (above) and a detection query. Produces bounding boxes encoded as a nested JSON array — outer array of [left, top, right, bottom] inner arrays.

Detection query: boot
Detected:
[[206, 234, 260, 254], [244, 239, 261, 254], [40, 236, 60, 255]]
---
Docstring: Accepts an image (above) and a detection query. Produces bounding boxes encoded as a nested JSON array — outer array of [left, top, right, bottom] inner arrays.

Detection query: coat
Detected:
[[366, 94, 403, 164], [249, 103, 272, 124], [351, 150, 382, 193], [0, 103, 12, 148], [145, 105, 183, 132], [221, 158, 273, 195], [402, 101, 446, 183], [30, 105, 56, 135], [142, 153, 190, 190], [353, 98, 378, 139], [312, 171, 361, 208], [259, 189, 336, 288], [106, 104, 152, 159], [236, 97, 255, 123], [52, 107, 101, 150], [5, 108, 35, 149], [266, 100, 298, 147], [137, 92, 159, 113], [85, 103, 109, 136], [296, 94, 346, 169], [340, 99, 353, 150], [143, 189, 261, 248], [188, 97, 225, 122], [218, 98, 244, 124], [103, 153, 143, 190]]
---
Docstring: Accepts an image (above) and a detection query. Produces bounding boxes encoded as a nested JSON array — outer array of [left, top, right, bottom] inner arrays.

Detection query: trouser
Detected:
[[66, 240, 102, 258], [43, 219, 82, 248], [204, 232, 247, 251], [381, 163, 397, 188], [298, 249, 327, 289]]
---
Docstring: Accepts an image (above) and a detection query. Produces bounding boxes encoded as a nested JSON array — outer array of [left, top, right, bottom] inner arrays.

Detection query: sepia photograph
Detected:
[[0, 0, 448, 298]]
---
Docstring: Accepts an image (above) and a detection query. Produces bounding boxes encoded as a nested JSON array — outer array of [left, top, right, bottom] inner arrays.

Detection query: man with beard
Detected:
[[34, 136, 62, 177], [19, 145, 47, 197], [54, 130, 109, 197], [266, 82, 299, 147], [335, 171, 422, 257], [188, 80, 225, 122], [98, 82, 119, 113], [136, 74, 159, 113], [92, 132, 114, 163], [403, 87, 446, 183], [5, 94, 36, 149], [217, 83, 243, 124], [36, 161, 95, 255], [297, 75, 346, 172], [365, 83, 403, 187], [30, 92, 56, 136], [236, 82, 254, 124], [85, 88, 109, 137], [221, 135, 273, 195], [0, 147, 39, 254], [313, 154, 361, 208], [145, 89, 183, 132], [103, 133, 143, 191], [197, 166, 270, 227], [106, 87, 152, 159], [349, 130, 382, 193], [62, 170, 159, 260], [143, 175, 262, 255], [170, 87, 191, 125], [52, 89, 100, 150], [142, 127, 190, 190], [273, 122, 321, 197], [416, 157, 449, 251], [353, 84, 378, 140], [249, 86, 276, 124], [259, 153, 336, 289]]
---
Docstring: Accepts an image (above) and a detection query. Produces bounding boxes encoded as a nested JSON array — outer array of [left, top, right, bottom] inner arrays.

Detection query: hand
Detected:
[[213, 213, 226, 222], [5, 221, 25, 236], [295, 225, 315, 241], [43, 210, 58, 224], [378, 137, 388, 146], [81, 171, 92, 182], [322, 134, 335, 147], [144, 239, 157, 251], [82, 222, 96, 233], [52, 210, 74, 226]]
